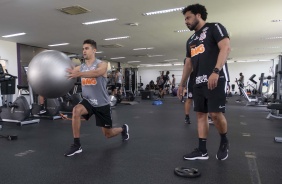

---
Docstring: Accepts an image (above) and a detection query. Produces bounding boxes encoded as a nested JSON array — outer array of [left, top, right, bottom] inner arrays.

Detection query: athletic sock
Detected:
[[40, 104, 45, 109], [74, 138, 81, 146], [185, 114, 189, 118], [220, 132, 228, 144], [198, 138, 207, 153]]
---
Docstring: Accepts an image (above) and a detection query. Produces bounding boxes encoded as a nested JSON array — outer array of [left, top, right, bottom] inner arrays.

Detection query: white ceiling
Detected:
[[0, 0, 282, 66]]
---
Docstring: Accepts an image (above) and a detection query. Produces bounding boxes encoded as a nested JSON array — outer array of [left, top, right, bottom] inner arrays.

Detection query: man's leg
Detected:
[[209, 112, 229, 160], [183, 112, 209, 160], [102, 125, 129, 141], [184, 98, 192, 124], [38, 95, 46, 115], [64, 104, 88, 157]]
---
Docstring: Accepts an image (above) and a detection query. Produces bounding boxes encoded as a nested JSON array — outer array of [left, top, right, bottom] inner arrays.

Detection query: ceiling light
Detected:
[[82, 18, 118, 25], [96, 51, 103, 54], [2, 32, 26, 38], [264, 36, 282, 40], [133, 47, 154, 50], [110, 57, 125, 60], [48, 43, 69, 47], [164, 59, 178, 61], [173, 63, 184, 66], [127, 61, 140, 63], [104, 36, 130, 41], [174, 30, 190, 33], [255, 46, 280, 50], [143, 7, 184, 16], [148, 55, 164, 57]]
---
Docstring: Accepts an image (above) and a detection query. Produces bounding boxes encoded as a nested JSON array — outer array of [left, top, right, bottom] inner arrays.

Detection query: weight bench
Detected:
[[239, 86, 258, 106], [266, 103, 282, 119], [266, 103, 282, 143]]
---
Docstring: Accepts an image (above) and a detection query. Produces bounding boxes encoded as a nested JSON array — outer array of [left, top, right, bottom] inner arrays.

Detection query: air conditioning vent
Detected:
[[100, 44, 124, 48], [133, 54, 148, 57], [58, 5, 90, 15]]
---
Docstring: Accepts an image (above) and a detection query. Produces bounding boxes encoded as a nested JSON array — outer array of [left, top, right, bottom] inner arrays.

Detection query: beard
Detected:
[[186, 18, 199, 31]]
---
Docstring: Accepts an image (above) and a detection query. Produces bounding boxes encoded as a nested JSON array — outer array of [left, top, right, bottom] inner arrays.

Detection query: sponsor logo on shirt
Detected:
[[191, 44, 205, 57], [195, 75, 208, 84], [82, 78, 97, 86]]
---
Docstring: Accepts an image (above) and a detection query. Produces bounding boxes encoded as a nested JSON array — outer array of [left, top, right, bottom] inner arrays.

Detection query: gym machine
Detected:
[[0, 64, 40, 127], [236, 72, 275, 106], [264, 55, 282, 142], [121, 68, 136, 102], [60, 81, 83, 113], [22, 66, 61, 120]]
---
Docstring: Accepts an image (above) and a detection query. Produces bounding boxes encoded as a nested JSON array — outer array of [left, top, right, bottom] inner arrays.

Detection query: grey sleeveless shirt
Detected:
[[80, 59, 110, 107]]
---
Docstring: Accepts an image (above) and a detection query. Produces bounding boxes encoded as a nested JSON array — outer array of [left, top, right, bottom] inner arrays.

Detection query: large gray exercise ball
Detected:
[[28, 50, 76, 98]]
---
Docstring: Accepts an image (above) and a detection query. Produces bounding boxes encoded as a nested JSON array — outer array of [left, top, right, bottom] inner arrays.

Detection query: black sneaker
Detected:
[[64, 144, 82, 157], [216, 142, 229, 160], [121, 124, 129, 141], [185, 117, 191, 124], [38, 105, 46, 115], [183, 148, 209, 160]]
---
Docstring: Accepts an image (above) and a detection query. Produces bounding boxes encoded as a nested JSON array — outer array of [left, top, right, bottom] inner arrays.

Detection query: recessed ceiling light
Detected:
[[2, 32, 26, 38], [143, 7, 184, 16], [127, 61, 141, 63], [48, 43, 69, 47], [82, 18, 118, 25], [110, 57, 125, 59], [174, 30, 190, 33], [104, 36, 130, 41], [133, 47, 154, 50]]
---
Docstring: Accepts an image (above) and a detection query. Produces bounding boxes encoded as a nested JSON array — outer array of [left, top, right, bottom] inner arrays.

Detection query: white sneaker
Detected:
[[208, 117, 214, 124]]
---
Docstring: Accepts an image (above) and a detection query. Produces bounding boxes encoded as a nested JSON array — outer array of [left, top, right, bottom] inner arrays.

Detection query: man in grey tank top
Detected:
[[64, 39, 129, 157]]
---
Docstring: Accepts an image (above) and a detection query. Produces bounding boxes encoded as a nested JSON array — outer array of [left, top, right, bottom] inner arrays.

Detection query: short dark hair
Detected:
[[182, 4, 208, 21], [83, 39, 97, 49]]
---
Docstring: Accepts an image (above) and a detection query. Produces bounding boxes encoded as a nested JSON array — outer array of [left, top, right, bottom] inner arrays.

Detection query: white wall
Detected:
[[138, 60, 277, 93], [0, 39, 18, 101]]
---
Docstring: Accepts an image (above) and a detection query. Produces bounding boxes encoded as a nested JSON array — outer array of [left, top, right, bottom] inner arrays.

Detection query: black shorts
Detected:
[[193, 82, 226, 113], [116, 83, 122, 90], [79, 99, 112, 129], [186, 79, 194, 99], [110, 85, 116, 91]]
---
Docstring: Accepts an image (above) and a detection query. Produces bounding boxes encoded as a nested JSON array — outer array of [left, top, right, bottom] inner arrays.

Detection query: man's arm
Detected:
[[214, 38, 231, 70], [68, 61, 108, 78], [208, 38, 231, 90], [179, 58, 193, 87], [177, 58, 193, 99]]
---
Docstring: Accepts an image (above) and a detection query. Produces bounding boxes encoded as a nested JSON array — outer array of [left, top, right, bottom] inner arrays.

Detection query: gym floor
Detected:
[[1, 96, 282, 184]]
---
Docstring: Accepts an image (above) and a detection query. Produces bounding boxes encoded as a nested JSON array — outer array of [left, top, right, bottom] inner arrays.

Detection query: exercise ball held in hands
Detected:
[[28, 50, 76, 98]]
